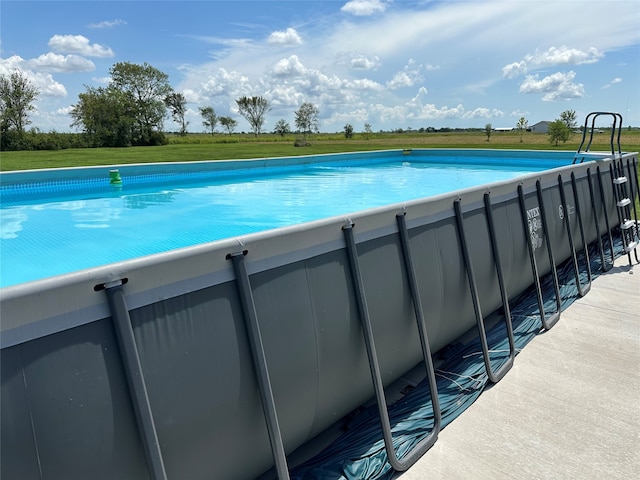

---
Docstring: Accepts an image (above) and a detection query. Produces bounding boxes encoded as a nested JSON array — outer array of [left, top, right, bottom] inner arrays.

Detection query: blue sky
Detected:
[[1, 0, 639, 134]]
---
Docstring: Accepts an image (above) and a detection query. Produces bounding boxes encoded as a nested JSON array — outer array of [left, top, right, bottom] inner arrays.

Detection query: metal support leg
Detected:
[[227, 251, 290, 480], [343, 222, 438, 472], [586, 168, 613, 272], [535, 181, 563, 320], [570, 172, 593, 287], [517, 185, 560, 330], [104, 281, 168, 480], [395, 214, 441, 444], [453, 199, 514, 383], [558, 174, 592, 296], [596, 165, 617, 265], [483, 193, 516, 376]]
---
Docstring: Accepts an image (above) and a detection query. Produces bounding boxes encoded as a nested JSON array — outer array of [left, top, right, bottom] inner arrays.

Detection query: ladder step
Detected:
[[621, 219, 636, 230], [613, 176, 628, 184], [617, 198, 631, 208], [625, 241, 639, 253]]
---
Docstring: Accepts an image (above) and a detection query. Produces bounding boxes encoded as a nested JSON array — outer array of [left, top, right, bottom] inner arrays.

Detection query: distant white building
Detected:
[[493, 127, 514, 132], [529, 121, 551, 133]]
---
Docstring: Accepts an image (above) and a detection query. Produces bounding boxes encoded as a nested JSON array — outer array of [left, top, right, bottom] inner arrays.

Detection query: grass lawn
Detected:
[[2, 130, 639, 171]]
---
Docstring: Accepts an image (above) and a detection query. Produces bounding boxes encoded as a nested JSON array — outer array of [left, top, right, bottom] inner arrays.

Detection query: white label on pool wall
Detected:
[[527, 206, 543, 249]]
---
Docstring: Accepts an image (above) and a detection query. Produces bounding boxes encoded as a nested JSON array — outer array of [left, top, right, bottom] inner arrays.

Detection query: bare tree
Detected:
[[294, 102, 319, 140], [516, 117, 528, 143], [364, 123, 372, 139], [559, 109, 577, 130], [200, 106, 217, 135], [165, 92, 189, 136], [273, 119, 291, 138], [219, 116, 238, 135], [235, 95, 271, 136]]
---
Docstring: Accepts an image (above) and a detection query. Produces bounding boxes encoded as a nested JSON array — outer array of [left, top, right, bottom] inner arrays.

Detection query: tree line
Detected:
[[0, 62, 327, 151], [0, 61, 586, 151]]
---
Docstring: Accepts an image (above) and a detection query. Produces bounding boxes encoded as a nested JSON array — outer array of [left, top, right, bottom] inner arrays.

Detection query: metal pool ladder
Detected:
[[573, 111, 639, 265], [573, 111, 623, 164]]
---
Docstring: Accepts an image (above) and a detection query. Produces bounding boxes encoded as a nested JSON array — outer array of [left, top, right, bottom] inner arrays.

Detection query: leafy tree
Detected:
[[219, 116, 237, 135], [110, 62, 173, 145], [235, 95, 270, 136], [273, 119, 291, 138], [344, 123, 354, 139], [364, 123, 373, 139], [200, 106, 217, 135], [0, 70, 39, 150], [294, 102, 319, 140], [559, 109, 577, 131], [165, 92, 188, 136], [547, 120, 571, 146], [516, 117, 528, 143], [485, 123, 492, 142], [70, 85, 134, 147]]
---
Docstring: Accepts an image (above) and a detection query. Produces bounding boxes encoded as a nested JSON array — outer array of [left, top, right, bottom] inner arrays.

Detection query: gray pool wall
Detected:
[[1, 151, 634, 479]]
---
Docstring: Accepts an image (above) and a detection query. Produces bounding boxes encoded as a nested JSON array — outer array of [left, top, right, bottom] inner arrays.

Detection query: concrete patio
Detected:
[[397, 255, 639, 480]]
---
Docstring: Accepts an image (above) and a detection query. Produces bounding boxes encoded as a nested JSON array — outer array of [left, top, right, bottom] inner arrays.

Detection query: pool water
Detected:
[[1, 155, 563, 287]]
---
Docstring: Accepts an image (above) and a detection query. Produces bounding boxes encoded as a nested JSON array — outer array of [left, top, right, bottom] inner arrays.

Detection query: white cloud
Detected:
[[182, 88, 204, 104], [387, 71, 413, 89], [28, 53, 95, 73], [529, 46, 603, 67], [519, 71, 585, 101], [204, 37, 254, 49], [503, 46, 603, 78], [350, 54, 381, 70], [267, 28, 302, 46], [602, 77, 622, 89], [387, 59, 423, 90], [462, 107, 504, 119], [48, 34, 114, 58], [406, 86, 428, 105], [91, 76, 112, 84], [0, 55, 67, 96], [87, 19, 127, 29], [268, 84, 306, 107], [272, 55, 307, 77], [30, 72, 68, 96], [341, 0, 388, 16], [345, 78, 384, 92], [199, 68, 252, 98], [502, 61, 528, 79], [412, 104, 465, 120], [328, 108, 370, 124], [56, 105, 74, 115], [268, 55, 345, 102]]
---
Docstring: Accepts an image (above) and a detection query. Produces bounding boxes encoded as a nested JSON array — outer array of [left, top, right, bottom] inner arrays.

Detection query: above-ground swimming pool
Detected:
[[1, 148, 638, 480], [2, 149, 571, 287]]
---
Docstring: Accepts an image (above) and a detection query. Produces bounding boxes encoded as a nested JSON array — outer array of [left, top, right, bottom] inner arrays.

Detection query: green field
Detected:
[[2, 130, 639, 171]]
